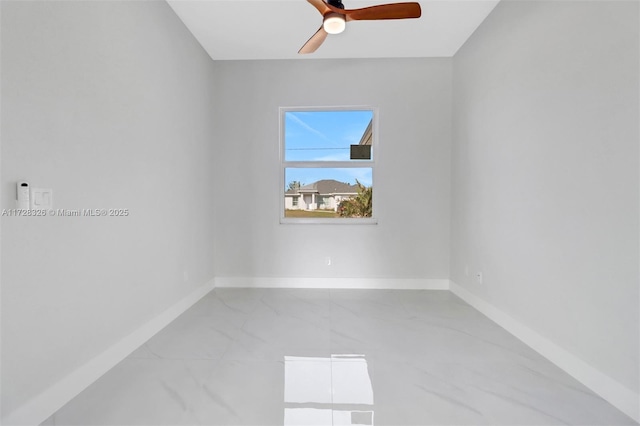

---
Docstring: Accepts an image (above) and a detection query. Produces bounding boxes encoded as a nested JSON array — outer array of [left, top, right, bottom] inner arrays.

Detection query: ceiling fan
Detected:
[[299, 0, 422, 54]]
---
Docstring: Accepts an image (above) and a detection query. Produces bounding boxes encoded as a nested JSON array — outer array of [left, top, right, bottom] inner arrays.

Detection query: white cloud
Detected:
[[314, 153, 350, 162], [288, 113, 328, 141], [341, 168, 373, 187]]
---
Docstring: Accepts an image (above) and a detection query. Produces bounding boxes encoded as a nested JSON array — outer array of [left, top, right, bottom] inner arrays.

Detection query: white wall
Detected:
[[1, 0, 216, 420], [212, 58, 451, 281], [5, 0, 636, 421], [451, 0, 638, 397]]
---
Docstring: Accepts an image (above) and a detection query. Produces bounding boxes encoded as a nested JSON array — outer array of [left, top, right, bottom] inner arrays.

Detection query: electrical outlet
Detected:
[[476, 272, 483, 285]]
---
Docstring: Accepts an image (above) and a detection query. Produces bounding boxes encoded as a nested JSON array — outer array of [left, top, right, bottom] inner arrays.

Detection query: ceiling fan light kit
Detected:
[[323, 13, 346, 34], [299, 0, 422, 54]]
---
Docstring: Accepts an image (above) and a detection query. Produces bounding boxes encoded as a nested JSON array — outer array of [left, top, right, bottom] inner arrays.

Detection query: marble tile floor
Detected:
[[42, 289, 637, 425]]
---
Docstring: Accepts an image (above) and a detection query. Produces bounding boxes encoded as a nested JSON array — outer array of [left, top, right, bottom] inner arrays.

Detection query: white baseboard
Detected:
[[449, 280, 640, 423], [214, 276, 450, 290], [2, 279, 215, 426]]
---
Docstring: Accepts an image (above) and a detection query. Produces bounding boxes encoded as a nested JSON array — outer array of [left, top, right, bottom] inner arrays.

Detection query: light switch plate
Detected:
[[31, 188, 53, 209]]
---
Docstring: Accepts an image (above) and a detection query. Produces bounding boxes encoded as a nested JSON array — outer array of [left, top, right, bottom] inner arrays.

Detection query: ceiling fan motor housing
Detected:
[[327, 0, 345, 10]]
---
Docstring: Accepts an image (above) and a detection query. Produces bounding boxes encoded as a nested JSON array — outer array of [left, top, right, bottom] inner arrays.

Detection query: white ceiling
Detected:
[[166, 0, 500, 60]]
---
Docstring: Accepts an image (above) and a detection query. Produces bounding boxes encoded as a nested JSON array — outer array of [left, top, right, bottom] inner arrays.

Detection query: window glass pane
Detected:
[[284, 110, 373, 162], [284, 168, 372, 218]]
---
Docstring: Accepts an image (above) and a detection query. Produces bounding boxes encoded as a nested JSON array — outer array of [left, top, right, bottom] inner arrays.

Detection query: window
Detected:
[[280, 107, 377, 224]]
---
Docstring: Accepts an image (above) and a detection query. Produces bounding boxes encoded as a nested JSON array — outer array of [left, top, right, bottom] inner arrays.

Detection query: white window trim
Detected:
[[279, 106, 378, 225]]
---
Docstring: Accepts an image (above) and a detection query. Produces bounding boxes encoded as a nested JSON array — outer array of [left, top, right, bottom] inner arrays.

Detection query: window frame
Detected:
[[279, 106, 378, 225]]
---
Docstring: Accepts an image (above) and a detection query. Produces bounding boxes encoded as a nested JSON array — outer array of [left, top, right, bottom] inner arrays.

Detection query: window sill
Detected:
[[280, 217, 378, 225]]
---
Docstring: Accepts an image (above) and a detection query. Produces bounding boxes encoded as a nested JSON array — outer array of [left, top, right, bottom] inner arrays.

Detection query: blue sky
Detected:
[[284, 110, 373, 187], [285, 168, 372, 189]]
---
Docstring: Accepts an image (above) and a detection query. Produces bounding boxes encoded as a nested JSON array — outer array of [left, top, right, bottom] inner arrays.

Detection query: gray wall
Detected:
[[1, 0, 216, 417], [451, 0, 639, 393], [212, 58, 451, 280]]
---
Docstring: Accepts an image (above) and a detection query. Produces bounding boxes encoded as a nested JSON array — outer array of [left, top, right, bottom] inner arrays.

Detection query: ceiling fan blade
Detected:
[[307, 0, 331, 16], [298, 27, 329, 54], [341, 2, 422, 21]]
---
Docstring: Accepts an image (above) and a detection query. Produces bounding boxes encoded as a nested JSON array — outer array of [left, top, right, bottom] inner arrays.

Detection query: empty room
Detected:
[[1, 0, 638, 425]]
